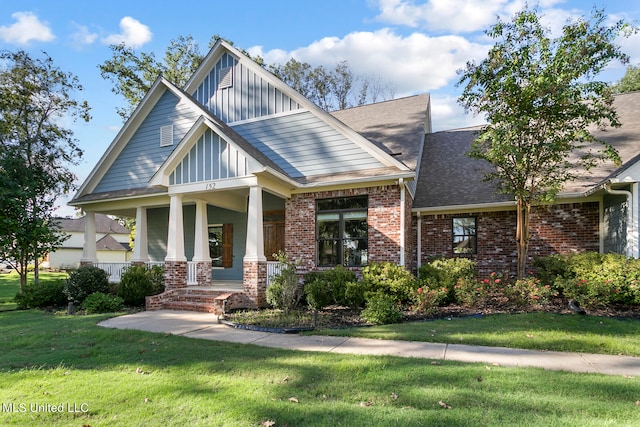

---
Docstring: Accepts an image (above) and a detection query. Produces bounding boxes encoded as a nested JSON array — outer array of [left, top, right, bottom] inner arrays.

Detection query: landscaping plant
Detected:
[[64, 266, 110, 305], [117, 265, 164, 306]]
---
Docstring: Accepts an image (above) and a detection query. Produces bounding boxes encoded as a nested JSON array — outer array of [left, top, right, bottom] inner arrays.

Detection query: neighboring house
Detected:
[[47, 214, 131, 269], [69, 39, 640, 312]]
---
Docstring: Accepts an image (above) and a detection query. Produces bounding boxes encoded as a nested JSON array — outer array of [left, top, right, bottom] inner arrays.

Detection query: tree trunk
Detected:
[[515, 199, 531, 279]]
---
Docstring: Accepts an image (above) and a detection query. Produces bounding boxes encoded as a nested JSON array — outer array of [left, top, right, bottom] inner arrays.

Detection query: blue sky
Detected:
[[1, 0, 639, 216]]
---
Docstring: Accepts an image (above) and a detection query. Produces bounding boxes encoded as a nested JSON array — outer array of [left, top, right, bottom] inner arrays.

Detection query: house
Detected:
[[46, 214, 131, 269], [69, 38, 640, 313]]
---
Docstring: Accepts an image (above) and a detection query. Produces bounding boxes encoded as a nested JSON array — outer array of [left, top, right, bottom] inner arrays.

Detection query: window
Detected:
[[316, 196, 368, 267], [452, 217, 476, 254], [209, 224, 233, 267]]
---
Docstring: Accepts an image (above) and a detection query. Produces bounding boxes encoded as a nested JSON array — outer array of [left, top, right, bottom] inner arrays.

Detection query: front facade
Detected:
[[70, 39, 640, 312]]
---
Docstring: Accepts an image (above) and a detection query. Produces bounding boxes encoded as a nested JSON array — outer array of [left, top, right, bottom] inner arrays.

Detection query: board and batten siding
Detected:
[[192, 52, 303, 123], [94, 90, 200, 193], [169, 128, 249, 185], [231, 111, 386, 178]]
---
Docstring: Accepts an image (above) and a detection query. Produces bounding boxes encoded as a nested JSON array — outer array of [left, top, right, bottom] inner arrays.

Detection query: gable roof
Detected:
[[413, 91, 640, 211], [96, 234, 131, 251]]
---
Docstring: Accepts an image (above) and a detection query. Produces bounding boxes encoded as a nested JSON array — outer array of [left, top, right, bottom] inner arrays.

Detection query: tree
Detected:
[[0, 50, 90, 287], [269, 59, 395, 111], [613, 65, 640, 93], [457, 7, 634, 278]]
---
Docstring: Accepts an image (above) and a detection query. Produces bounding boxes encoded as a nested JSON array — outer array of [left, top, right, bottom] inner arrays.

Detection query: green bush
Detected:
[[411, 285, 448, 315], [535, 252, 640, 308], [361, 292, 402, 325], [14, 280, 67, 309], [304, 265, 358, 310], [344, 280, 367, 308], [82, 292, 124, 314], [503, 277, 557, 307], [361, 262, 417, 303], [419, 257, 477, 303], [65, 266, 110, 304], [266, 252, 302, 313], [454, 276, 490, 307], [118, 265, 165, 306]]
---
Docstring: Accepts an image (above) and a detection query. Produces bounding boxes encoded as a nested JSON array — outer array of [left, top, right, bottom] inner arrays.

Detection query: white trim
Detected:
[[399, 178, 405, 267]]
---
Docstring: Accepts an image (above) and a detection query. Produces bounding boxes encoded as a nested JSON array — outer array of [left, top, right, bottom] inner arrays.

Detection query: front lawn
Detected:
[[1, 310, 639, 426], [0, 271, 68, 311]]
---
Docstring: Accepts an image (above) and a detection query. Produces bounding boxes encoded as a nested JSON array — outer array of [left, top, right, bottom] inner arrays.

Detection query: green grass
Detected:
[[0, 271, 68, 311], [312, 312, 640, 356], [0, 310, 639, 426]]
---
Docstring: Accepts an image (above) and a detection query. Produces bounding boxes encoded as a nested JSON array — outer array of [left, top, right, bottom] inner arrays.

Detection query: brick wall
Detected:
[[417, 202, 600, 276], [285, 185, 410, 275]]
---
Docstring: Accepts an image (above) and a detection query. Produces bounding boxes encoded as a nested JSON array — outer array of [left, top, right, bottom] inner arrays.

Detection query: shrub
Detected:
[[419, 257, 477, 303], [503, 277, 557, 307], [65, 266, 110, 304], [344, 280, 367, 309], [118, 265, 165, 306], [454, 277, 490, 307], [361, 292, 402, 325], [304, 265, 357, 310], [266, 252, 302, 313], [82, 292, 124, 314], [361, 262, 417, 303], [411, 285, 448, 315], [14, 280, 67, 309]]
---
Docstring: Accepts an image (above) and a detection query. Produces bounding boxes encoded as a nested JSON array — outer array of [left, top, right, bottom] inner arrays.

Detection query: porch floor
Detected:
[[191, 281, 243, 291]]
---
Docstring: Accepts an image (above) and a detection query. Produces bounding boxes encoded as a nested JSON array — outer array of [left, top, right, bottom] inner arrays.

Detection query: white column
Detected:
[[132, 207, 149, 263], [81, 211, 98, 263], [165, 194, 187, 261], [244, 185, 266, 262], [193, 200, 212, 262], [632, 183, 639, 258]]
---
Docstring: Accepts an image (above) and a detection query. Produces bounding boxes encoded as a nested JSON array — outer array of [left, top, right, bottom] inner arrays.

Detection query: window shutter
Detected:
[[222, 223, 233, 268]]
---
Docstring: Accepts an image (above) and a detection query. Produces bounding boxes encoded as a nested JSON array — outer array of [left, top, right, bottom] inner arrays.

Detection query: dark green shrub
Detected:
[[65, 266, 110, 304], [344, 280, 367, 308], [82, 292, 124, 314], [418, 257, 477, 303], [304, 265, 358, 310], [118, 265, 165, 306], [361, 262, 417, 303], [14, 279, 67, 309], [266, 252, 302, 313], [361, 292, 402, 325]]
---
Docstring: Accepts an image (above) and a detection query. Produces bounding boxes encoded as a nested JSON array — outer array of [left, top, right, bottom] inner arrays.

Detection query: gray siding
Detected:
[[94, 90, 200, 192], [603, 193, 628, 254], [169, 128, 249, 185], [231, 111, 385, 178], [192, 52, 302, 123]]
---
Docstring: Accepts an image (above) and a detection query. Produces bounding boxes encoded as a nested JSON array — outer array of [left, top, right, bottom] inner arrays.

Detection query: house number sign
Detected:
[[205, 182, 216, 190]]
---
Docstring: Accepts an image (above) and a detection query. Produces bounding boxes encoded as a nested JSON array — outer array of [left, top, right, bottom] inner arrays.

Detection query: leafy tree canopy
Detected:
[[0, 50, 90, 286], [613, 64, 640, 93], [457, 7, 635, 278]]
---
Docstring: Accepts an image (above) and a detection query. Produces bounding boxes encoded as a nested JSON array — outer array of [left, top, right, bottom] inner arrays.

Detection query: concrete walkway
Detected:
[[98, 310, 640, 377]]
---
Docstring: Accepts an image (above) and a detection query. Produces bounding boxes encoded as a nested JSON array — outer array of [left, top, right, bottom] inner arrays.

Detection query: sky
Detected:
[[1, 0, 639, 217]]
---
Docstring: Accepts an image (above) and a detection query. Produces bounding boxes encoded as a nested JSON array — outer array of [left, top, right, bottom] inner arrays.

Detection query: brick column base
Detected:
[[164, 260, 187, 289], [243, 260, 267, 307], [80, 261, 94, 267], [195, 261, 212, 286]]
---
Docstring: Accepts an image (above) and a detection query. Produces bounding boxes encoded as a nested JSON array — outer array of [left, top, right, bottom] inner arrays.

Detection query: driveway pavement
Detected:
[[98, 310, 640, 377]]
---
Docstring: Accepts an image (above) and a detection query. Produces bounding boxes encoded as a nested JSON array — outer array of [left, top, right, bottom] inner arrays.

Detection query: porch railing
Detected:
[[95, 261, 283, 287]]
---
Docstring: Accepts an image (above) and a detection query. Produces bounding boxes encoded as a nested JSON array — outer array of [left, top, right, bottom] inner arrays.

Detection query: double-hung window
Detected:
[[452, 217, 477, 254], [316, 196, 368, 267]]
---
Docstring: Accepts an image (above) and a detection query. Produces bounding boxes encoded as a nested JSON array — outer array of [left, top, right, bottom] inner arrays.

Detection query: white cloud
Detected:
[[0, 11, 55, 45], [255, 28, 490, 97], [69, 23, 98, 47], [101, 16, 152, 48]]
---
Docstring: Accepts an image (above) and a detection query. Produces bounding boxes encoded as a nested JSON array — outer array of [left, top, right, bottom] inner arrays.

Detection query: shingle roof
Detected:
[[55, 214, 130, 234], [330, 94, 430, 171], [96, 234, 130, 251], [413, 91, 640, 210]]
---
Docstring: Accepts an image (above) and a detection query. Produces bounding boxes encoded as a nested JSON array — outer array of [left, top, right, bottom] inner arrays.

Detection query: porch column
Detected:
[[131, 207, 149, 264], [193, 199, 212, 286], [164, 194, 187, 289], [243, 185, 267, 306], [80, 211, 98, 265]]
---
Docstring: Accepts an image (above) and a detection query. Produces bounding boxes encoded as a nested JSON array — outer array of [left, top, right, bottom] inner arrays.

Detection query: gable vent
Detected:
[[218, 66, 233, 89], [160, 125, 173, 147]]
